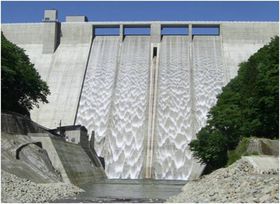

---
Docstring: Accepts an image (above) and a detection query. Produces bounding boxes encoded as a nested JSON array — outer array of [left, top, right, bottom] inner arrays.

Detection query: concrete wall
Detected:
[[60, 22, 92, 44], [221, 22, 279, 79], [2, 23, 44, 44], [66, 16, 87, 22], [42, 22, 59, 53], [30, 42, 91, 127], [29, 133, 106, 185], [2, 22, 93, 128], [221, 22, 278, 41], [1, 132, 62, 183], [1, 112, 49, 135]]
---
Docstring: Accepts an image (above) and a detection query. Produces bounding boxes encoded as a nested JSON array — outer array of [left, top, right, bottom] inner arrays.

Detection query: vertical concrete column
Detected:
[[42, 22, 59, 53], [119, 24, 124, 41], [151, 23, 161, 43], [188, 23, 198, 140], [145, 23, 161, 179], [42, 10, 59, 53], [219, 24, 223, 36], [189, 24, 192, 41]]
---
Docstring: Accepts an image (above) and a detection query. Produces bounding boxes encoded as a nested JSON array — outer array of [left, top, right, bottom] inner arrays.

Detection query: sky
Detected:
[[1, 1, 279, 24]]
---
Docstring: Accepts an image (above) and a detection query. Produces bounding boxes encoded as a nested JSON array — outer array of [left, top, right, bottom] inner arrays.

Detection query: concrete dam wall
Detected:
[[2, 16, 278, 180]]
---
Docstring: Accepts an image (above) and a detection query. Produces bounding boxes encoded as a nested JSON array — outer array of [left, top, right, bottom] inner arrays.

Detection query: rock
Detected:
[[1, 170, 84, 203], [259, 194, 271, 203], [166, 157, 279, 203]]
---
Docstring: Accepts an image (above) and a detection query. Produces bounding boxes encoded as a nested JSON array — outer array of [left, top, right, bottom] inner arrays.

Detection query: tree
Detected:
[[1, 33, 50, 116], [189, 36, 279, 173]]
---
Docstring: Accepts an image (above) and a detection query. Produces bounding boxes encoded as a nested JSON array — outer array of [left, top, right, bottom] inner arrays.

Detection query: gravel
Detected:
[[1, 170, 84, 203], [167, 158, 279, 203]]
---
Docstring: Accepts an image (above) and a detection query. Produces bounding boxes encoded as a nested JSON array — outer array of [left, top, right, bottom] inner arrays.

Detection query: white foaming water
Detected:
[[154, 36, 193, 180], [106, 36, 150, 178], [192, 36, 225, 131], [76, 36, 120, 157], [77, 35, 225, 179], [154, 36, 225, 180]]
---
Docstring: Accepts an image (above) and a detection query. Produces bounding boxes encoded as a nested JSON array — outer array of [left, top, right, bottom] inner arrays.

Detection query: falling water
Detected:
[[106, 36, 150, 178], [154, 36, 193, 180], [76, 35, 225, 179], [192, 36, 225, 130], [76, 36, 120, 157]]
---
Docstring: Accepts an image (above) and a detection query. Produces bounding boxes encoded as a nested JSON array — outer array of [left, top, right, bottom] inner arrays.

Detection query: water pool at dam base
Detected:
[[53, 179, 186, 202]]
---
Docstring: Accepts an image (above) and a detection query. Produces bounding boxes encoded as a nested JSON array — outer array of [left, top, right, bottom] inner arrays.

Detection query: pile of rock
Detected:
[[1, 170, 84, 203], [167, 157, 279, 203]]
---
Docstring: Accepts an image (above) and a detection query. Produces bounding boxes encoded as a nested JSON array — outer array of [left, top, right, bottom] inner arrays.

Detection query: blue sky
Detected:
[[2, 1, 279, 23]]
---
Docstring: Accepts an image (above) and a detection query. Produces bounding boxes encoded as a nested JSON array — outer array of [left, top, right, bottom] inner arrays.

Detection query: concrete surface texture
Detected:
[[29, 133, 106, 185], [30, 42, 91, 128], [66, 16, 87, 22], [28, 133, 72, 184], [246, 137, 279, 156], [42, 22, 59, 53], [2, 18, 278, 180], [44, 10, 57, 22], [1, 132, 61, 183], [1, 112, 49, 135], [2, 23, 44, 44], [51, 136, 106, 185], [221, 22, 279, 79]]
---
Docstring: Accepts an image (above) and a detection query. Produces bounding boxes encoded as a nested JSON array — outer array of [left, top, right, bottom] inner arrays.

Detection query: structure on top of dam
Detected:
[[2, 10, 278, 180]]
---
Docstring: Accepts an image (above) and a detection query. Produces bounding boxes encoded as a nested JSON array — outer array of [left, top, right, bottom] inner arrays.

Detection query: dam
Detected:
[[2, 10, 278, 180]]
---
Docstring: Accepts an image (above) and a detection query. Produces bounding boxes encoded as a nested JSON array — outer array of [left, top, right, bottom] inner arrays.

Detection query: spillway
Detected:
[[77, 35, 226, 180], [106, 36, 150, 178], [76, 36, 120, 157], [77, 36, 150, 179], [154, 36, 193, 179], [153, 36, 226, 180], [192, 36, 225, 130]]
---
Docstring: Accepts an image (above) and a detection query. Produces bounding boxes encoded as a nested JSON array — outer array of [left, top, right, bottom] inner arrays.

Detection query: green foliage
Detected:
[[1, 33, 50, 116], [189, 36, 279, 173], [189, 128, 228, 174], [227, 137, 250, 166]]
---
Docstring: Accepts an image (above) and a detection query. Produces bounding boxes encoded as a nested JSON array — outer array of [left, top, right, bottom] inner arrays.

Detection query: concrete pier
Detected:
[[42, 10, 59, 53]]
